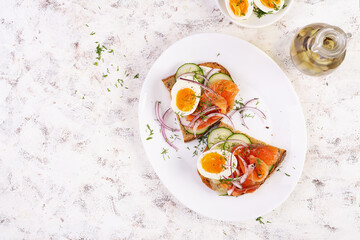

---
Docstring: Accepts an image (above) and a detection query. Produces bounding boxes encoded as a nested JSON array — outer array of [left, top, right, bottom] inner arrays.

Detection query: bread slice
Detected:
[[162, 62, 231, 142], [198, 122, 286, 196]]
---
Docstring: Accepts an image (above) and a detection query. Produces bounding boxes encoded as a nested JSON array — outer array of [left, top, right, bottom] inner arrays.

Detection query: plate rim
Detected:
[[138, 32, 307, 221]]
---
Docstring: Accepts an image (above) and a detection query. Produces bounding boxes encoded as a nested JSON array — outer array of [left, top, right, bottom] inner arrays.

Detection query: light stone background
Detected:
[[0, 0, 359, 239]]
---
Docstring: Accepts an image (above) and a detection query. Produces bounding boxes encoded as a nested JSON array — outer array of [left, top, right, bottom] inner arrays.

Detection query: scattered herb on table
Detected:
[[90, 32, 96, 35], [256, 216, 265, 224], [96, 44, 104, 60], [107, 88, 111, 92], [75, 90, 77, 94], [217, 53, 220, 57], [134, 73, 139, 79]]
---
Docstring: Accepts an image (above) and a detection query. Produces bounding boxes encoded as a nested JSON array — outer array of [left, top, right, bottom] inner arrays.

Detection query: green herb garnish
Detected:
[[90, 32, 96, 35], [161, 148, 169, 160], [253, 6, 272, 18], [146, 124, 154, 140], [134, 73, 139, 79]]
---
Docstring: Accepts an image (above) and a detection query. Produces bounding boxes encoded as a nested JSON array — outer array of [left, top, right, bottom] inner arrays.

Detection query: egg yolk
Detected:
[[176, 88, 196, 112], [260, 0, 281, 9], [201, 152, 226, 173], [229, 0, 248, 16]]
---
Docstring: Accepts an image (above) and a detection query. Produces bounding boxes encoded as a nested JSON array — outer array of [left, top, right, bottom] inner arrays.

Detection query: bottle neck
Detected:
[[310, 26, 347, 58]]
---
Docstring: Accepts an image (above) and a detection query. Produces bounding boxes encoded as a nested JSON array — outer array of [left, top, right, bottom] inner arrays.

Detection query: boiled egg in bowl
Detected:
[[254, 0, 284, 13], [197, 149, 237, 180], [225, 0, 254, 20], [171, 79, 201, 116]]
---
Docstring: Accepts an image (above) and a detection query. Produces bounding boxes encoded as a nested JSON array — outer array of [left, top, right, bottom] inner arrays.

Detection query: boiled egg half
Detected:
[[171, 79, 201, 116], [254, 0, 284, 13], [197, 149, 237, 180], [225, 0, 254, 20]]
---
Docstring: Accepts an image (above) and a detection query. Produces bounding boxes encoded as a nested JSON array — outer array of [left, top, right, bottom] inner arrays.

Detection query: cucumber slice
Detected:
[[224, 133, 252, 151], [208, 73, 233, 85], [185, 126, 209, 135], [207, 127, 233, 149], [175, 63, 204, 83], [268, 164, 274, 173]]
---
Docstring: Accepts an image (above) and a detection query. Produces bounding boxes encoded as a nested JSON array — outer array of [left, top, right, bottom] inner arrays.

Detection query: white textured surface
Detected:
[[0, 0, 359, 239]]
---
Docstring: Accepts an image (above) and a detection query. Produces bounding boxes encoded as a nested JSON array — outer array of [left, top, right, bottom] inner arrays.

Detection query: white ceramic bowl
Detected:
[[216, 0, 293, 28]]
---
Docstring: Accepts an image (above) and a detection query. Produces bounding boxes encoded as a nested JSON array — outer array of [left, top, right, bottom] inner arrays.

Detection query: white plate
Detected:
[[138, 33, 306, 221], [216, 0, 293, 28]]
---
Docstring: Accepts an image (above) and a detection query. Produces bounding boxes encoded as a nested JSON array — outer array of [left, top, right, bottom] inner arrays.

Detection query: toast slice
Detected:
[[198, 122, 286, 196], [162, 62, 231, 143]]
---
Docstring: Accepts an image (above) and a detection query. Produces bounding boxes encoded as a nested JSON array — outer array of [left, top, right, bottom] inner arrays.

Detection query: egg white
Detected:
[[197, 149, 238, 180], [225, 0, 254, 21], [254, 0, 284, 13], [170, 79, 201, 117]]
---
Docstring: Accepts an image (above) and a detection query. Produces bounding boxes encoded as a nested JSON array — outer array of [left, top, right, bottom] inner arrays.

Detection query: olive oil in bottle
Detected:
[[290, 23, 350, 76]]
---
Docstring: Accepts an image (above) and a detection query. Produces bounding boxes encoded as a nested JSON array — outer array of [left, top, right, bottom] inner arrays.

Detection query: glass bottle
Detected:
[[290, 23, 351, 76]]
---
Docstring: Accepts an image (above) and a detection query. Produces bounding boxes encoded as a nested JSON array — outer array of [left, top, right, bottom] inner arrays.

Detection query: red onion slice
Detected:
[[244, 98, 259, 107], [155, 101, 179, 132], [222, 164, 240, 177], [189, 106, 218, 128], [205, 112, 235, 129], [192, 120, 202, 138], [179, 77, 218, 96], [232, 181, 242, 190], [205, 68, 220, 79], [161, 125, 178, 151], [243, 106, 266, 120], [232, 146, 253, 184], [210, 139, 248, 150], [227, 185, 235, 196], [179, 117, 192, 128], [176, 72, 208, 83], [240, 164, 255, 184]]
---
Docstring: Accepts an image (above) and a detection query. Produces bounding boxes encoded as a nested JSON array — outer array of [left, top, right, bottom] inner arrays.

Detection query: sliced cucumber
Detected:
[[208, 73, 233, 85], [268, 164, 274, 173], [175, 63, 204, 83], [207, 127, 233, 149], [185, 126, 209, 135], [224, 133, 252, 151]]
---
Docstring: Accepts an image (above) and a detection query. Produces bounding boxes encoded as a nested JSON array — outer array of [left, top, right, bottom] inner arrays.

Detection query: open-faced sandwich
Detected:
[[162, 62, 239, 142], [197, 122, 286, 196]]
